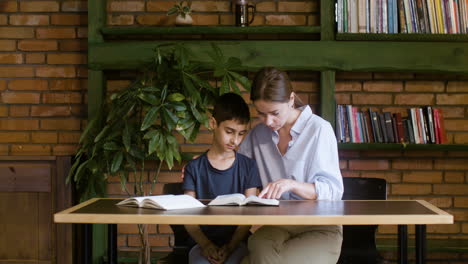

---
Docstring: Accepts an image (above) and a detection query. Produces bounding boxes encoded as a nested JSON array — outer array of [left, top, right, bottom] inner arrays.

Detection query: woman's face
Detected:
[[253, 99, 293, 131]]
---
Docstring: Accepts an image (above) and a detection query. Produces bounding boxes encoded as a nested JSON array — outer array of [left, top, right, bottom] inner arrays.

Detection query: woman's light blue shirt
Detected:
[[238, 105, 344, 201]]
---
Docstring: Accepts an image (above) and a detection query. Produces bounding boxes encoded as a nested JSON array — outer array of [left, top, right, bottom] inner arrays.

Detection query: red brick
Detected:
[[265, 15, 306, 25], [402, 171, 442, 183], [0, 132, 29, 143], [454, 197, 468, 208], [128, 234, 170, 247], [422, 197, 452, 208], [256, 2, 276, 12], [61, 1, 88, 12], [0, 67, 32, 77], [0, 1, 18, 12], [118, 224, 157, 234], [0, 15, 6, 25], [59, 40, 87, 51], [11, 144, 51, 155], [405, 81, 445, 92], [434, 184, 468, 195], [146, 1, 177, 12], [444, 171, 465, 183], [52, 144, 78, 155], [291, 81, 318, 92], [31, 132, 57, 143], [352, 94, 392, 105], [40, 119, 80, 130], [31, 106, 71, 117], [47, 53, 87, 65], [335, 93, 351, 104], [0, 40, 16, 51], [76, 66, 87, 77], [454, 133, 468, 144], [20, 1, 59, 12], [394, 93, 434, 105], [26, 53, 46, 64], [362, 81, 403, 92], [392, 159, 433, 170], [348, 160, 390, 170], [391, 184, 432, 195], [427, 223, 460, 234], [0, 145, 8, 155], [109, 1, 145, 11], [360, 150, 402, 158], [36, 28, 76, 39], [58, 132, 81, 143], [36, 66, 76, 78], [0, 106, 6, 117], [360, 172, 402, 183], [108, 15, 135, 26], [9, 15, 49, 25], [107, 80, 131, 92], [447, 81, 468, 92], [448, 209, 468, 221], [51, 14, 87, 25], [0, 27, 34, 38], [191, 1, 230, 12], [18, 40, 58, 51], [436, 94, 468, 105], [8, 80, 48, 91], [1, 92, 40, 104], [0, 54, 22, 64], [158, 224, 173, 234], [434, 159, 468, 170], [436, 106, 464, 118], [136, 15, 174, 26], [335, 81, 362, 92], [77, 27, 87, 38], [42, 92, 82, 104], [8, 106, 30, 117], [0, 80, 5, 91], [278, 2, 317, 12], [50, 79, 84, 91]]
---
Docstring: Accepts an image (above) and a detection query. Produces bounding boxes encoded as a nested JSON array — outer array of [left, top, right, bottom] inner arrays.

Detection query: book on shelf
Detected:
[[116, 194, 206, 210], [336, 0, 468, 34], [208, 194, 279, 206], [336, 104, 448, 144]]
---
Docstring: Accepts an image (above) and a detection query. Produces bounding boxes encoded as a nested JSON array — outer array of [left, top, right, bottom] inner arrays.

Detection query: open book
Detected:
[[116, 194, 206, 210], [208, 193, 279, 206]]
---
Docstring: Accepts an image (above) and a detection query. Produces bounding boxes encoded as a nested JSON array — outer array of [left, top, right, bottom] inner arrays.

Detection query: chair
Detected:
[[338, 177, 387, 264], [161, 183, 194, 264]]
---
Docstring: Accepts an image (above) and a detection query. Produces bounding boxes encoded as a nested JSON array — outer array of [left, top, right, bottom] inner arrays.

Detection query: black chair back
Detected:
[[338, 177, 387, 264]]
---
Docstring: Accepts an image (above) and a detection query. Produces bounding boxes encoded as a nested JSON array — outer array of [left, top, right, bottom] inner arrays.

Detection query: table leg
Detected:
[[108, 224, 118, 264], [415, 225, 426, 264], [398, 225, 408, 264], [83, 224, 93, 264]]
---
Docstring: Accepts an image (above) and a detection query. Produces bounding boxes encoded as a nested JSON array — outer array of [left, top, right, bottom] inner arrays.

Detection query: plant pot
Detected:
[[175, 14, 193, 26]]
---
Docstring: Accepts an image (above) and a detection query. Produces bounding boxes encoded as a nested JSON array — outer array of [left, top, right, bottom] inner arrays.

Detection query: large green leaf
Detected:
[[111, 152, 124, 173], [123, 123, 131, 151], [138, 93, 160, 105], [103, 142, 120, 151], [229, 71, 251, 91], [167, 93, 185, 102], [141, 106, 160, 131]]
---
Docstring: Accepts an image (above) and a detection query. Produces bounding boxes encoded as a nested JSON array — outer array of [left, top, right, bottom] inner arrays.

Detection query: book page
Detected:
[[208, 193, 246, 206], [243, 195, 279, 206], [143, 194, 206, 210]]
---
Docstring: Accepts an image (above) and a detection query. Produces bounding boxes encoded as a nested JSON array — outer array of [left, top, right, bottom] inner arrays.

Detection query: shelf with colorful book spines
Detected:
[[338, 142, 468, 150]]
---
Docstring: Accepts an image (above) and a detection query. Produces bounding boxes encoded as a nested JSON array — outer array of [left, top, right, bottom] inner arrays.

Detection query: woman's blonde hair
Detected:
[[250, 67, 304, 107]]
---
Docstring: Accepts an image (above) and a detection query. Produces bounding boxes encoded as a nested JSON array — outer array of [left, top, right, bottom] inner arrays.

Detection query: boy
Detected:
[[183, 93, 262, 264]]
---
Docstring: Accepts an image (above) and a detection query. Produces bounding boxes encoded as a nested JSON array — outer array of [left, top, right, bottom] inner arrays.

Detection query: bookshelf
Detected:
[[88, 0, 468, 151]]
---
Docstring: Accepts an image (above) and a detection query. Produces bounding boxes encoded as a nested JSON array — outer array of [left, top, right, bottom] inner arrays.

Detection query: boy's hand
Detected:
[[217, 244, 235, 263], [201, 242, 221, 264]]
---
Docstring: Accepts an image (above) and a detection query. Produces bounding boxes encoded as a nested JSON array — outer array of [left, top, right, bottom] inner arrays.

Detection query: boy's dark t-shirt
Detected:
[[183, 151, 262, 246]]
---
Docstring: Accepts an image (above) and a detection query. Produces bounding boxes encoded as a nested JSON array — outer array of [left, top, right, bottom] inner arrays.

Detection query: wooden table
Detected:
[[54, 198, 453, 264]]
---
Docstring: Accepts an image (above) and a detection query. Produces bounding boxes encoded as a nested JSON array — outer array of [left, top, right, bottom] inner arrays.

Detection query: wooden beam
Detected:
[[101, 26, 320, 35], [320, 71, 336, 124], [88, 41, 468, 73], [320, 0, 335, 40]]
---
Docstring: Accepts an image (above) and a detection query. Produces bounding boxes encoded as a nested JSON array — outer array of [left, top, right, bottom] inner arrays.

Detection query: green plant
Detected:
[[167, 0, 192, 18], [67, 43, 250, 202]]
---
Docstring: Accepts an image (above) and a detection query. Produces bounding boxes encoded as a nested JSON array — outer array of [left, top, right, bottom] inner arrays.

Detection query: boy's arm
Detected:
[[244, 187, 258, 197]]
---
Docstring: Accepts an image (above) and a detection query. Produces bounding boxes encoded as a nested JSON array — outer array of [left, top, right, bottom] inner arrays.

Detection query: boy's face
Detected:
[[210, 118, 248, 152]]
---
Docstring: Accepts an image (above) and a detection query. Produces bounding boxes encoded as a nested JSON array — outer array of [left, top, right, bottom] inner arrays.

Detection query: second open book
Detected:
[[208, 193, 279, 206]]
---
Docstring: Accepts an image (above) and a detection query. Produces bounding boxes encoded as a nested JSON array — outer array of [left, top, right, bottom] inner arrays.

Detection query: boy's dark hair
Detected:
[[212, 93, 250, 125]]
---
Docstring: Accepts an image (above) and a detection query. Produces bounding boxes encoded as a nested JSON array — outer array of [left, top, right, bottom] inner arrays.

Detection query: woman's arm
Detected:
[[258, 179, 318, 200]]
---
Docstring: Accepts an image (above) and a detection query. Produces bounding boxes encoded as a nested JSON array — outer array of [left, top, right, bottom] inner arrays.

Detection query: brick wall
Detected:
[[1, 0, 468, 254], [0, 0, 87, 156]]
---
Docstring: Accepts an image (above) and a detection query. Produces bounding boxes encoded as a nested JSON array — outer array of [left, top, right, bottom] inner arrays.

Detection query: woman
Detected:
[[238, 67, 344, 264]]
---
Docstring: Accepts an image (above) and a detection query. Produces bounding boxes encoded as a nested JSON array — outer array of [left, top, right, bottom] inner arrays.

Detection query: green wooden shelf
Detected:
[[338, 143, 468, 151], [101, 26, 320, 35], [336, 33, 468, 42]]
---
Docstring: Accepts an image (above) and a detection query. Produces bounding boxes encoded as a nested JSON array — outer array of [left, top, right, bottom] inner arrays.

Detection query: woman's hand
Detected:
[[258, 179, 297, 199]]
